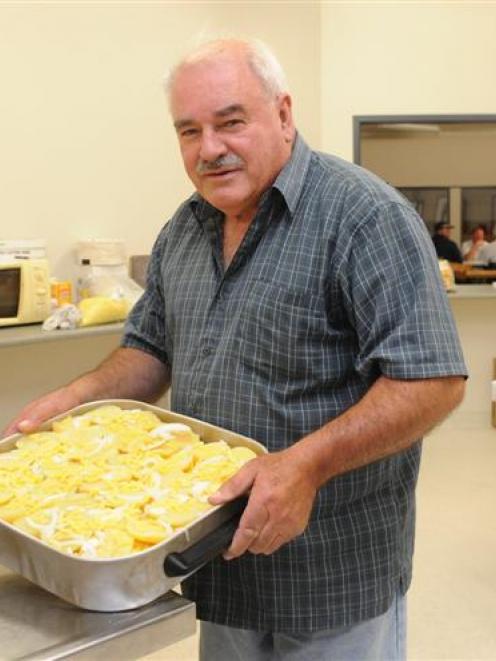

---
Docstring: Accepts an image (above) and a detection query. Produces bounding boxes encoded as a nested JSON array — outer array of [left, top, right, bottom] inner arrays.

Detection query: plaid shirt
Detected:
[[122, 135, 466, 632]]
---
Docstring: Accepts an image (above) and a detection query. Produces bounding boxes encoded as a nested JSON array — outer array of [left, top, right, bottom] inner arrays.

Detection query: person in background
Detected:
[[477, 236, 496, 266], [432, 221, 463, 263], [4, 39, 466, 661], [462, 224, 488, 262]]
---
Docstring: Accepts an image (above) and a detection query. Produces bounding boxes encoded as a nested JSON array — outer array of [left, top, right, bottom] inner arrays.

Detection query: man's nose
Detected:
[[198, 128, 227, 163]]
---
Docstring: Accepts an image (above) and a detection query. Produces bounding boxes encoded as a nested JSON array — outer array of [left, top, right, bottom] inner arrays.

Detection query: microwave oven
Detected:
[[0, 258, 51, 327]]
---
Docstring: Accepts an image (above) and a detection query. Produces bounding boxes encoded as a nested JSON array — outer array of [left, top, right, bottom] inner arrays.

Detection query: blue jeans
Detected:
[[199, 592, 406, 661]]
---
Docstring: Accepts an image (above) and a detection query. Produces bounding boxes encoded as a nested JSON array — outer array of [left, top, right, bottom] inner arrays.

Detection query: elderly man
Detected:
[[5, 40, 466, 660]]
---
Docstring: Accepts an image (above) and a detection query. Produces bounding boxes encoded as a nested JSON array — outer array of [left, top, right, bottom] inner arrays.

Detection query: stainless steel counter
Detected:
[[0, 567, 195, 660]]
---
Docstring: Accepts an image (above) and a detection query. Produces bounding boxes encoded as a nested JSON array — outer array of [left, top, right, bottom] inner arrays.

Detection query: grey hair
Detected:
[[164, 38, 289, 101]]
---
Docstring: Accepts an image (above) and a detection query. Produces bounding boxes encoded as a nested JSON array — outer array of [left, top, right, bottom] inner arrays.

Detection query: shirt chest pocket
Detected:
[[233, 280, 328, 380]]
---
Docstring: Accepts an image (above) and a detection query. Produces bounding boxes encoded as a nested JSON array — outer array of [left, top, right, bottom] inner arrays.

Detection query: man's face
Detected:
[[473, 228, 484, 242], [169, 51, 294, 219]]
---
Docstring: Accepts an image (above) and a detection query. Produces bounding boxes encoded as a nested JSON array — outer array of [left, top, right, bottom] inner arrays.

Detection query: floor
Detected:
[[141, 412, 496, 660]]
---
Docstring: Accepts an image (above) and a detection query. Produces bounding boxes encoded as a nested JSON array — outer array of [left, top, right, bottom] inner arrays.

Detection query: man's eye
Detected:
[[223, 119, 243, 129], [179, 128, 199, 138]]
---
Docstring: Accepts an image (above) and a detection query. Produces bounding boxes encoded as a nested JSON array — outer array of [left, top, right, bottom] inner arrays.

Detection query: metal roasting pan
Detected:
[[0, 399, 266, 612]]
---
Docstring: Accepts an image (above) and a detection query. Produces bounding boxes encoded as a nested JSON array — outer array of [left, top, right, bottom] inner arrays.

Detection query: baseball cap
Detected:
[[434, 221, 454, 232]]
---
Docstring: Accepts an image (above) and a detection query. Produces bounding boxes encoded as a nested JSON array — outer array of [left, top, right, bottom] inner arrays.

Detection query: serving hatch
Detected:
[[0, 400, 266, 612]]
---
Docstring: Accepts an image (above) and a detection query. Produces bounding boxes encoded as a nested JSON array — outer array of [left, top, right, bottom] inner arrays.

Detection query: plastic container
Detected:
[[76, 239, 126, 267], [76, 239, 127, 301], [438, 259, 455, 292], [50, 280, 73, 307], [75, 239, 142, 306]]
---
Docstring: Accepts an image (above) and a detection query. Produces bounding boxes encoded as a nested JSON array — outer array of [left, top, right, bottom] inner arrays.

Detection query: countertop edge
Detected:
[[0, 322, 125, 348]]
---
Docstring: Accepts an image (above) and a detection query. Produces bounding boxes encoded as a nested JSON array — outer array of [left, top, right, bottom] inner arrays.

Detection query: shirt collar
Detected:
[[272, 132, 312, 217], [189, 132, 312, 223]]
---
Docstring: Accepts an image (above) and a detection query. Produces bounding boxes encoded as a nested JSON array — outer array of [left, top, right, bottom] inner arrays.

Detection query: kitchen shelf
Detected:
[[447, 284, 496, 299], [0, 322, 124, 348]]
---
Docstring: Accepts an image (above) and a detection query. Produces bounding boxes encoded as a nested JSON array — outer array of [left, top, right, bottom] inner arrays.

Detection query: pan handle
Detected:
[[163, 496, 247, 577]]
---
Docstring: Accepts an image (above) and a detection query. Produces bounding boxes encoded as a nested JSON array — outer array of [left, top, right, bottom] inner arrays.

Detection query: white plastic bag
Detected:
[[77, 264, 143, 308], [42, 304, 82, 331]]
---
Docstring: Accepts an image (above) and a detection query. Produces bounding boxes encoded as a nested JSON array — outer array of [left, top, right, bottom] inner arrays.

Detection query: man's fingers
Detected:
[[1, 423, 16, 438], [246, 519, 279, 555], [252, 533, 286, 556], [2, 397, 64, 438], [223, 497, 270, 559], [18, 419, 39, 433], [11, 409, 49, 435], [2, 417, 38, 438], [223, 526, 260, 560], [225, 524, 287, 559]]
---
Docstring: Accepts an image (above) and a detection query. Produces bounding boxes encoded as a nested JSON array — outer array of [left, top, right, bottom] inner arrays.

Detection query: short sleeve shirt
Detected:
[[122, 134, 467, 632]]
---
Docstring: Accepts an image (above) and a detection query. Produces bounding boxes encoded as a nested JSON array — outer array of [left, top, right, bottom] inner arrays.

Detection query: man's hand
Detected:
[[2, 347, 171, 439], [209, 445, 318, 559], [2, 386, 79, 438]]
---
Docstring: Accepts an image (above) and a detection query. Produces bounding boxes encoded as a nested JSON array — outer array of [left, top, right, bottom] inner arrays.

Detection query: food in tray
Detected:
[[0, 405, 257, 559]]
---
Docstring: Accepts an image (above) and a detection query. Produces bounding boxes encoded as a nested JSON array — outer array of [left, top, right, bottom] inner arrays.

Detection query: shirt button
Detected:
[[202, 347, 212, 357]]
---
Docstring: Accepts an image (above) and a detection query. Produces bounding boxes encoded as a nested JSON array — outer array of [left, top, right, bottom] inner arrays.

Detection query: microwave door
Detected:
[[0, 268, 21, 319]]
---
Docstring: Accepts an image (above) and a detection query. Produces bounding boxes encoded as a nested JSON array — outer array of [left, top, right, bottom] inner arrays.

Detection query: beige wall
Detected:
[[4, 1, 496, 277], [0, 1, 321, 282], [321, 2, 496, 160]]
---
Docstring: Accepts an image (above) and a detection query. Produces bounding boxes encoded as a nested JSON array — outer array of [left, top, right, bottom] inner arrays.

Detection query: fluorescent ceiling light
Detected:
[[376, 123, 440, 132]]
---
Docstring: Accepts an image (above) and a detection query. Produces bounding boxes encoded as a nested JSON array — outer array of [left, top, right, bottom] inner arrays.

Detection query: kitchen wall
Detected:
[[320, 2, 496, 160], [0, 1, 321, 282], [4, 1, 496, 276]]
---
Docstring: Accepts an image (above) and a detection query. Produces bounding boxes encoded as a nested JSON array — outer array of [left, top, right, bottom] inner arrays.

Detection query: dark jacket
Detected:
[[432, 234, 463, 263]]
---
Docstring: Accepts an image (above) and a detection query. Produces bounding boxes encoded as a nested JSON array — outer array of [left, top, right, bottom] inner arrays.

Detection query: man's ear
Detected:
[[277, 93, 294, 142]]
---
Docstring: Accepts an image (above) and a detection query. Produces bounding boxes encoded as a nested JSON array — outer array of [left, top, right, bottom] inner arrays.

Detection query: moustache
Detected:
[[196, 153, 244, 174]]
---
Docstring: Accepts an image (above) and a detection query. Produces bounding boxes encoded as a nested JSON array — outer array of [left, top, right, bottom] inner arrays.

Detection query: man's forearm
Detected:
[[210, 374, 465, 558], [67, 347, 171, 405], [292, 375, 465, 489]]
